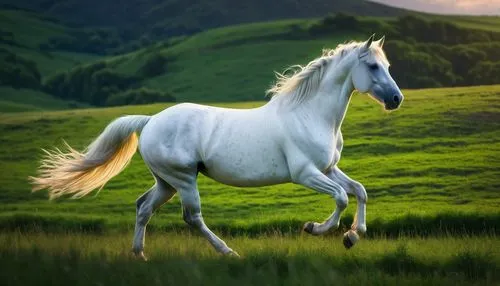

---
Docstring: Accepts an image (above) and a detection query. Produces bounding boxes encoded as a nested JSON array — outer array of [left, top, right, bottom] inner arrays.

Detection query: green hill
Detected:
[[1, 9, 499, 111], [0, 87, 88, 112], [42, 14, 500, 105], [0, 0, 405, 40], [0, 9, 100, 111], [0, 10, 101, 75], [1, 85, 499, 234]]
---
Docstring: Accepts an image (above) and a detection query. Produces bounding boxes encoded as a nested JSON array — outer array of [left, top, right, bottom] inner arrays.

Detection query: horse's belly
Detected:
[[203, 153, 291, 187]]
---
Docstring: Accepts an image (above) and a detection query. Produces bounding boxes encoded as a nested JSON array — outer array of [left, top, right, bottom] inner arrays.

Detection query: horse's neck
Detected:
[[299, 67, 354, 134]]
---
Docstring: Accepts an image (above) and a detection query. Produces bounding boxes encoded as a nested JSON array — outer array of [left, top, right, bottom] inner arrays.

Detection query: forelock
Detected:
[[368, 45, 390, 66]]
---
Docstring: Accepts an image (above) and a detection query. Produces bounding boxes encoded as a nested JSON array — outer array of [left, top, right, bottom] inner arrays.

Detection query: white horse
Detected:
[[31, 35, 403, 259]]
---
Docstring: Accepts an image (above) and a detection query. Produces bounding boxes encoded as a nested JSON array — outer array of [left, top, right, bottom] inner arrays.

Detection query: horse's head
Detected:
[[351, 35, 403, 111]]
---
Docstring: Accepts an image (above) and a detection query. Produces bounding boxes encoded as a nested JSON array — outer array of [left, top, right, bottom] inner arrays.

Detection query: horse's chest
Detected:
[[312, 145, 340, 172], [304, 132, 343, 172]]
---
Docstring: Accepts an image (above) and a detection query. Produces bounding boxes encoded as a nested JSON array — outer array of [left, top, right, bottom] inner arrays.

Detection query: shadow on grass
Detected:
[[1, 245, 497, 286]]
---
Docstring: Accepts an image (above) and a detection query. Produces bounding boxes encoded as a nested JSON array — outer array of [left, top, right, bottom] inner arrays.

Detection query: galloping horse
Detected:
[[31, 35, 403, 259]]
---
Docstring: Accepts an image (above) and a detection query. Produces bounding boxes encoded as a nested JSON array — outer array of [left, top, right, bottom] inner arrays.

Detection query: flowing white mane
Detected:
[[266, 41, 379, 103]]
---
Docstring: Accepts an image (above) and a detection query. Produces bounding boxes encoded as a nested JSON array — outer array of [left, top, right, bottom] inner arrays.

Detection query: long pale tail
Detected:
[[30, 115, 151, 200]]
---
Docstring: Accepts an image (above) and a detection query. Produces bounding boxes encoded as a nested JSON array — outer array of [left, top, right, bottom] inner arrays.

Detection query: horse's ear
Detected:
[[377, 35, 385, 48], [364, 34, 375, 50]]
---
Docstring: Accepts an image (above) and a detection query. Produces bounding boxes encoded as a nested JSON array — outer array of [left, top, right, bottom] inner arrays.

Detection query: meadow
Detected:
[[1, 83, 499, 285], [1, 84, 499, 233]]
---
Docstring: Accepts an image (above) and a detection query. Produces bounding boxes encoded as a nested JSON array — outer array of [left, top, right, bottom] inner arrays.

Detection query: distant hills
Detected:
[[1, 1, 499, 112], [0, 0, 406, 39]]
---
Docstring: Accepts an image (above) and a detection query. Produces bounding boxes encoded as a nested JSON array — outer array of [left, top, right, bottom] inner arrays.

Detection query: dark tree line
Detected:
[[43, 59, 175, 106], [0, 48, 41, 90], [310, 14, 500, 87]]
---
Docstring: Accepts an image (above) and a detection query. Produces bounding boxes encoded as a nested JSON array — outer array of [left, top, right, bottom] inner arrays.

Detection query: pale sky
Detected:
[[370, 0, 500, 15]]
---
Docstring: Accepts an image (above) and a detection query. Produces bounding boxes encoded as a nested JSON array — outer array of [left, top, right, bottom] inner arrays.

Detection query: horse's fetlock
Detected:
[[356, 224, 367, 234], [132, 245, 143, 254]]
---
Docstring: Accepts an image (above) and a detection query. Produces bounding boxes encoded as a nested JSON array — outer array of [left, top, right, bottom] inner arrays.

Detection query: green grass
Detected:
[[0, 85, 499, 235], [1, 232, 498, 285], [0, 87, 89, 112]]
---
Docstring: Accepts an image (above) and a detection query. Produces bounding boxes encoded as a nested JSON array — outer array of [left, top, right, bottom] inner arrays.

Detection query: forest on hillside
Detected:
[[310, 14, 500, 88], [0, 0, 404, 42]]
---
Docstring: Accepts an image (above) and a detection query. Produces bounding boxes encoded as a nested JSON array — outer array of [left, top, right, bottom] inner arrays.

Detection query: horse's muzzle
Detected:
[[384, 93, 403, 110]]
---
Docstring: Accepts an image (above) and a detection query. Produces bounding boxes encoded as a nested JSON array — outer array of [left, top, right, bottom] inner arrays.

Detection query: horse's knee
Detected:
[[336, 191, 348, 210]]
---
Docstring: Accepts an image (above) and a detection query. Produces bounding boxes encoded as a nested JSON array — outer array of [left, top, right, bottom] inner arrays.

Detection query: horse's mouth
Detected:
[[384, 102, 400, 110], [384, 98, 402, 110]]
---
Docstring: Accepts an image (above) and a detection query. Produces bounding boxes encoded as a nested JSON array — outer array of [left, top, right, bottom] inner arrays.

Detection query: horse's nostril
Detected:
[[393, 95, 400, 104]]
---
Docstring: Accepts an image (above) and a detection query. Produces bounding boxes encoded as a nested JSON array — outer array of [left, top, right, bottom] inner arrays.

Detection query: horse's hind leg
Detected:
[[178, 183, 238, 256], [132, 175, 176, 260]]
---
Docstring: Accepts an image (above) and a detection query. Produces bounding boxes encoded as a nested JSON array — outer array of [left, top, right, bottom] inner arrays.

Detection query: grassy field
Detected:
[[0, 87, 89, 113], [1, 232, 498, 285], [1, 85, 499, 236]]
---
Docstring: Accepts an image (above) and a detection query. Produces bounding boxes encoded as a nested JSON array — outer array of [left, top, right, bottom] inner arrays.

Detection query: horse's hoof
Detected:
[[303, 222, 315, 234], [225, 250, 240, 258], [133, 251, 148, 261], [342, 230, 359, 249]]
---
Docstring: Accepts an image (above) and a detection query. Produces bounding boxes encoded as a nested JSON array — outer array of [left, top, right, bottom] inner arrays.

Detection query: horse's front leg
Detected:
[[295, 168, 348, 236], [327, 167, 367, 235]]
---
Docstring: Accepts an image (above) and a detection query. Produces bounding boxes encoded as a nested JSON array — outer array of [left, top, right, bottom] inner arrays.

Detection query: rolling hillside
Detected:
[[41, 14, 500, 106], [0, 10, 101, 75], [0, 0, 405, 39], [0, 9, 98, 111], [1, 85, 498, 234], [1, 8, 499, 111]]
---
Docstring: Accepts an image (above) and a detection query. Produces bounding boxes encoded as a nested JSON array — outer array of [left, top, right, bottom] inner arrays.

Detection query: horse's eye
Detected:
[[368, 64, 379, 71]]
